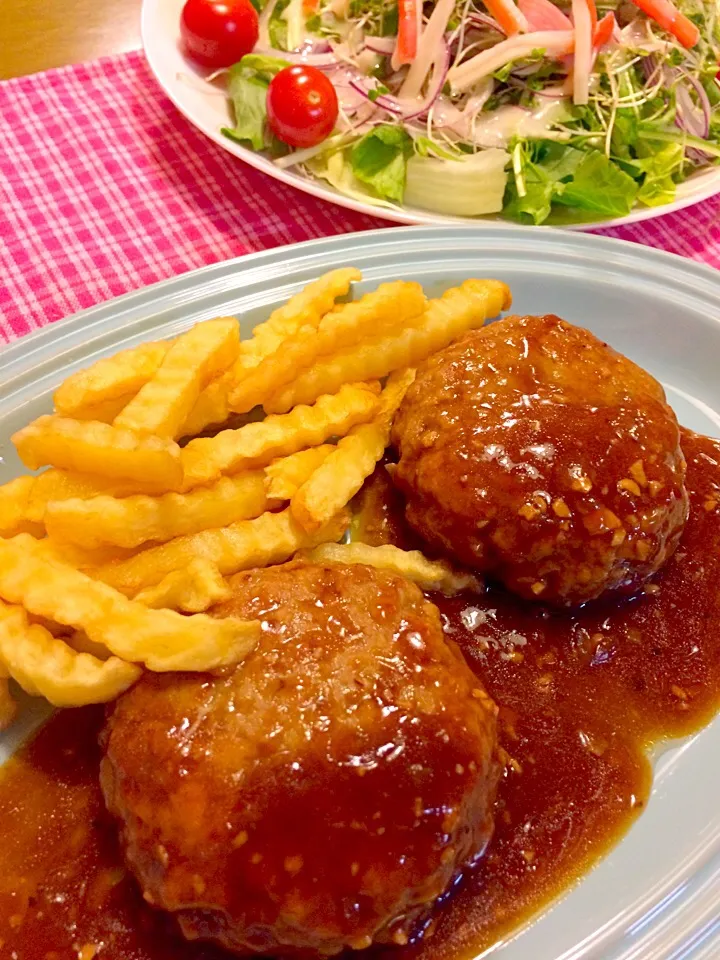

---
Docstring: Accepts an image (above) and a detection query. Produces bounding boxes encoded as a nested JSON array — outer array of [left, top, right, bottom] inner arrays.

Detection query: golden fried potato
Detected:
[[265, 445, 335, 500], [0, 476, 44, 537], [28, 614, 72, 637], [52, 272, 358, 432], [181, 383, 379, 488], [0, 534, 259, 672], [180, 369, 235, 437], [42, 537, 139, 572], [291, 371, 415, 531], [0, 600, 141, 707], [66, 629, 113, 660], [95, 507, 349, 597], [268, 280, 511, 413], [174, 271, 363, 438], [113, 319, 240, 440], [238, 268, 362, 373], [0, 269, 518, 728], [135, 559, 232, 613], [303, 543, 481, 595], [54, 341, 171, 417], [13, 416, 183, 489], [228, 282, 425, 414], [44, 471, 267, 550], [71, 393, 136, 423], [27, 469, 174, 524]]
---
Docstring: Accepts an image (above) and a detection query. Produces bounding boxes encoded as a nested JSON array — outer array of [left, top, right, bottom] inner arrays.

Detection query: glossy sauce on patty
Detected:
[[1, 430, 720, 960], [391, 317, 688, 605]]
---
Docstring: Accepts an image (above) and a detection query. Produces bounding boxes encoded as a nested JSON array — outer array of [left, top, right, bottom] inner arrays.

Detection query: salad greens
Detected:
[[350, 125, 413, 202], [504, 140, 639, 223], [349, 0, 399, 37], [222, 55, 290, 152], [221, 0, 720, 223]]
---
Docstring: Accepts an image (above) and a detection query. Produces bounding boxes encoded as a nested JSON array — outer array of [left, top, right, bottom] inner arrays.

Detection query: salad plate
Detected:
[[142, 0, 720, 229], [3, 225, 720, 959]]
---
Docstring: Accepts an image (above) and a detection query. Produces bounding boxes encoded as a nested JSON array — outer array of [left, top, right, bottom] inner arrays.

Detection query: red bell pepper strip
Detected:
[[483, 0, 529, 36], [630, 0, 699, 48], [394, 0, 420, 65], [593, 10, 616, 47]]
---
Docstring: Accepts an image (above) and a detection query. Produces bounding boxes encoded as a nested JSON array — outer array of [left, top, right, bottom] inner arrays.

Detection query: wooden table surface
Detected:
[[1, 0, 143, 81]]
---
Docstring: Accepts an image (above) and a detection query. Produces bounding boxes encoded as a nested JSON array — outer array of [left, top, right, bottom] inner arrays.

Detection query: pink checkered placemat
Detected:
[[2, 49, 720, 342]]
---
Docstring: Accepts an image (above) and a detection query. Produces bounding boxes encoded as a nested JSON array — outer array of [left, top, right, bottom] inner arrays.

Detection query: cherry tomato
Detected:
[[266, 65, 339, 149], [180, 0, 259, 69]]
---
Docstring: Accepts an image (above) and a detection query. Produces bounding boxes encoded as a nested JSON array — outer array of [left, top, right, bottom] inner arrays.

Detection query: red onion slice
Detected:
[[677, 71, 711, 140], [466, 11, 505, 33], [253, 46, 340, 68], [675, 83, 705, 137], [348, 77, 404, 114], [302, 39, 333, 54], [342, 39, 451, 122], [659, 63, 711, 141], [401, 39, 452, 120], [640, 54, 658, 82]]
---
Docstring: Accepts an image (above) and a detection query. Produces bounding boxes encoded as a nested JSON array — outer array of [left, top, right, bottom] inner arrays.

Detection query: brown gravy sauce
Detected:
[[2, 429, 720, 960]]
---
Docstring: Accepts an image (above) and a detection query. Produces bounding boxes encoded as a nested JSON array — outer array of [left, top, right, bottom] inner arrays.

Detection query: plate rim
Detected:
[[3, 223, 720, 367], [140, 0, 720, 233]]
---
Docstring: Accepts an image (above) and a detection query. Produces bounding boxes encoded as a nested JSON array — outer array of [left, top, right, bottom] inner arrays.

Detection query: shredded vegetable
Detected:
[[393, 0, 422, 67], [216, 0, 720, 223], [571, 0, 595, 105], [483, 0, 529, 35]]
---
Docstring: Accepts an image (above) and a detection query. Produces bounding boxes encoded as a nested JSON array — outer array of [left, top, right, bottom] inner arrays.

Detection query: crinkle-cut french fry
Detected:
[[303, 542, 482, 595], [0, 599, 141, 707], [291, 426, 386, 532], [71, 392, 136, 423], [181, 383, 379, 488], [13, 416, 184, 490], [29, 614, 72, 637], [228, 282, 425, 414], [54, 341, 171, 417], [114, 319, 240, 440], [265, 445, 335, 500], [29, 471, 110, 522], [268, 279, 512, 413], [0, 476, 44, 538], [377, 368, 417, 419], [0, 534, 260, 673], [96, 507, 349, 597], [291, 371, 415, 532], [135, 559, 232, 613], [0, 662, 17, 731], [66, 630, 113, 661], [180, 271, 363, 436], [181, 335, 280, 440], [238, 268, 363, 373], [180, 369, 235, 437], [44, 471, 268, 551], [27, 469, 173, 524], [42, 537, 139, 572]]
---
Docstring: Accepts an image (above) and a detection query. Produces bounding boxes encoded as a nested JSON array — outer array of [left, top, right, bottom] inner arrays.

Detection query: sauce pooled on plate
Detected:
[[1, 430, 720, 960]]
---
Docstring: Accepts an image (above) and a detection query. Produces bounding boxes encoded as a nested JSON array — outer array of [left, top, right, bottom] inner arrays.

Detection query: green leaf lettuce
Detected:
[[349, 125, 413, 203], [221, 55, 290, 152]]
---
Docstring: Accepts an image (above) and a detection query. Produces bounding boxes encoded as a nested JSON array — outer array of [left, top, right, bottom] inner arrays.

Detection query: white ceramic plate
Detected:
[[141, 0, 720, 231], [2, 226, 720, 958]]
